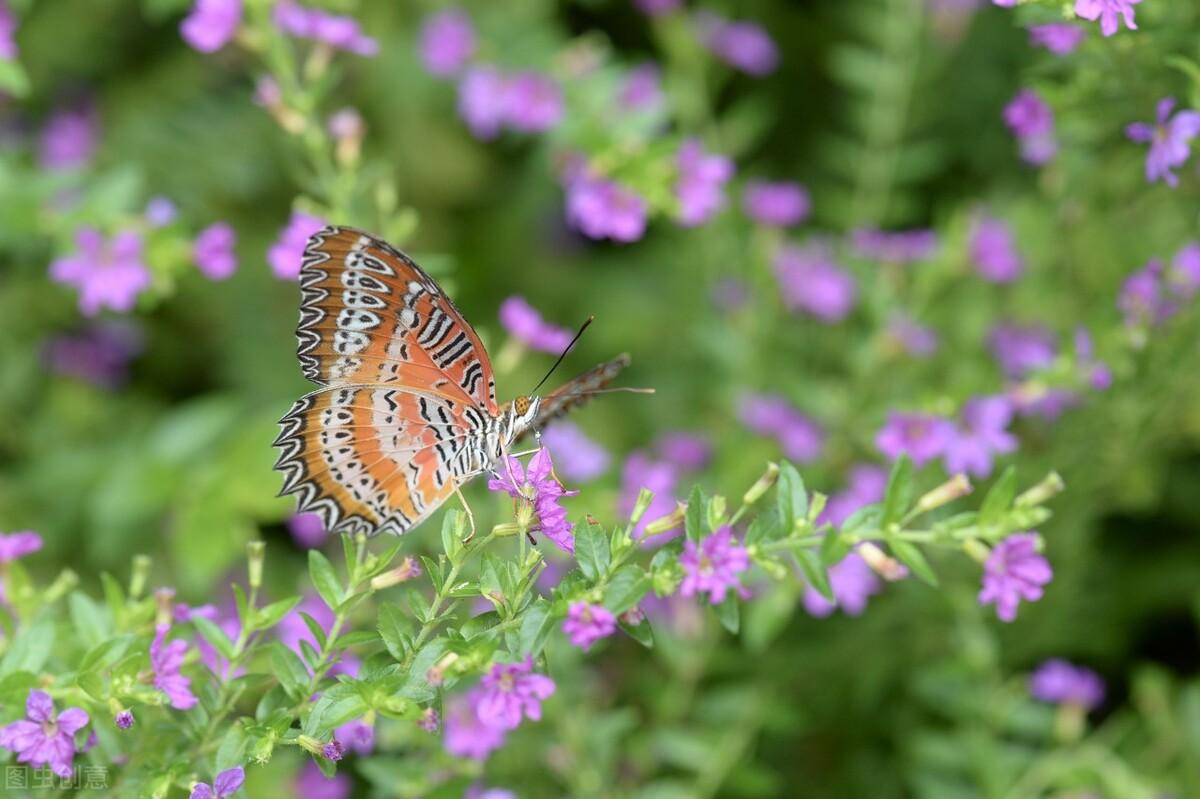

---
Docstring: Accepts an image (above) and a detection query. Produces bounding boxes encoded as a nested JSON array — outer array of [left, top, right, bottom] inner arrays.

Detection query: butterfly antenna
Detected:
[[530, 315, 594, 395]]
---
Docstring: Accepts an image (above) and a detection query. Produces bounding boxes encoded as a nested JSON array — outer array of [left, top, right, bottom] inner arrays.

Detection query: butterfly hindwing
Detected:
[[527, 354, 631, 434], [296, 226, 498, 413], [274, 384, 501, 536]]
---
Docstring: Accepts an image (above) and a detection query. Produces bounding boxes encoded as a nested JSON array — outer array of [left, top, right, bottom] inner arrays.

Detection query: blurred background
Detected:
[[2, 0, 1200, 796]]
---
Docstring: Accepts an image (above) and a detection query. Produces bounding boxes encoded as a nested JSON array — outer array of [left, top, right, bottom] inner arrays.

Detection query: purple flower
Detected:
[[656, 431, 711, 472], [802, 553, 882, 617], [418, 9, 475, 77], [287, 512, 327, 549], [887, 316, 939, 357], [474, 657, 556, 730], [675, 139, 734, 227], [819, 465, 887, 527], [1003, 90, 1056, 165], [1126, 98, 1200, 187], [679, 526, 751, 604], [0, 1, 17, 61], [0, 690, 89, 779], [618, 63, 663, 111], [773, 244, 857, 322], [978, 532, 1052, 622], [273, 1, 377, 56], [151, 625, 198, 709], [145, 196, 178, 227], [0, 530, 42, 562], [1009, 386, 1079, 422], [875, 412, 955, 467], [321, 739, 345, 761], [498, 295, 574, 354], [1028, 23, 1086, 55], [466, 788, 516, 799], [738, 393, 825, 463], [189, 766, 244, 799], [850, 228, 939, 264], [335, 718, 374, 755], [444, 690, 507, 760], [1170, 242, 1200, 299], [970, 216, 1023, 283], [39, 105, 98, 171], [698, 13, 779, 76], [563, 602, 617, 649], [743, 181, 811, 227], [115, 710, 134, 729], [1030, 659, 1105, 709], [488, 447, 579, 554], [618, 452, 679, 540], [1117, 260, 1173, 327], [944, 396, 1018, 478], [988, 323, 1058, 378], [293, 761, 350, 799], [634, 0, 680, 15], [457, 66, 510, 139], [1073, 328, 1112, 390], [565, 174, 648, 243], [504, 72, 564, 133], [44, 321, 143, 388], [1075, 0, 1140, 37], [50, 228, 151, 316], [541, 421, 610, 482], [180, 0, 241, 53], [268, 211, 325, 280], [193, 222, 237, 280]]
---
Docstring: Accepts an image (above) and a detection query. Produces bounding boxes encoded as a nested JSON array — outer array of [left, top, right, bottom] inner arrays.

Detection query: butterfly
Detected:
[[274, 226, 631, 537]]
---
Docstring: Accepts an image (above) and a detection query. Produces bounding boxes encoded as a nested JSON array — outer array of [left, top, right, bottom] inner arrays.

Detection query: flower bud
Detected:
[[418, 708, 440, 732], [742, 462, 780, 506], [246, 540, 265, 590], [129, 554, 151, 599], [1015, 471, 1065, 508], [807, 492, 827, 524], [707, 495, 728, 529], [254, 76, 305, 135], [43, 569, 79, 604], [619, 606, 645, 626], [963, 537, 991, 564], [115, 710, 134, 730], [328, 108, 365, 167], [154, 587, 176, 628], [370, 557, 422, 591], [643, 502, 686, 536], [629, 488, 655, 526], [858, 542, 908, 582], [492, 522, 522, 538], [252, 732, 276, 764], [916, 474, 973, 514], [297, 734, 325, 757], [426, 652, 460, 686]]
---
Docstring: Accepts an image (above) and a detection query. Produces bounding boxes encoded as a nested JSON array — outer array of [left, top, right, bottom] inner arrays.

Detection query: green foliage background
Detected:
[[2, 0, 1200, 796]]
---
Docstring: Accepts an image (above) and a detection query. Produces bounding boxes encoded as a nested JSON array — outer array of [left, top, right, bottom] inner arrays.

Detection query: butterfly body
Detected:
[[274, 226, 625, 537]]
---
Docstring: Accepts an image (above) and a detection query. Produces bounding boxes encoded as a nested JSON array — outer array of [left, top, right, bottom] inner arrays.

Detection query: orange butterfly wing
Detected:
[[295, 226, 498, 413]]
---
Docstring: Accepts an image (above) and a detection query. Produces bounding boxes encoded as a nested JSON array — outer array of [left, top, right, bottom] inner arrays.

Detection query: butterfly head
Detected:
[[506, 394, 541, 441]]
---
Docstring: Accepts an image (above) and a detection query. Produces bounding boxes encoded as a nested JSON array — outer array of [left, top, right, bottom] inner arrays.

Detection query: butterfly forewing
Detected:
[[296, 226, 498, 412]]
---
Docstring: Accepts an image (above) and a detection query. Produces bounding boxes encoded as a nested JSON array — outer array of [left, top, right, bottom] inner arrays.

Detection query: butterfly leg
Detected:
[[454, 481, 478, 543]]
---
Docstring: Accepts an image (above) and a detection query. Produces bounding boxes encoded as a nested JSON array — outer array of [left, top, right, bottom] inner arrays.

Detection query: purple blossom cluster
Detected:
[[1030, 659, 1105, 709], [541, 421, 611, 482], [39, 104, 99, 171], [1074, 0, 1140, 37], [738, 393, 825, 463], [1004, 89, 1057, 166], [1028, 23, 1086, 55], [50, 228, 151, 316], [489, 447, 579, 553], [695, 12, 780, 76], [1117, 244, 1200, 329], [772, 243, 857, 322], [268, 211, 326, 280], [743, 180, 811, 227], [0, 691, 90, 779], [675, 139, 734, 227], [969, 215, 1023, 283], [851, 228, 939, 264], [180, 0, 242, 53], [563, 601, 618, 649], [979, 532, 1053, 622], [443, 658, 555, 761], [1125, 98, 1200, 187], [618, 431, 711, 541], [0, 1, 17, 61], [564, 169, 648, 243], [273, 1, 378, 56], [679, 526, 751, 604], [418, 9, 475, 77], [498, 295, 574, 354], [458, 67, 564, 139]]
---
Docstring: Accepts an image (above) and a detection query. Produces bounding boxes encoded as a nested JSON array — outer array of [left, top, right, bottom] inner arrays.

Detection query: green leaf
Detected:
[[794, 548, 832, 602], [602, 565, 652, 615], [441, 511, 464, 563], [216, 723, 250, 773], [819, 531, 852, 567], [713, 597, 740, 634], [0, 618, 54, 676], [980, 466, 1016, 530], [232, 584, 249, 627], [881, 455, 913, 528], [517, 598, 557, 657], [0, 60, 30, 98], [479, 553, 504, 600], [335, 630, 382, 649], [254, 596, 302, 631], [79, 635, 134, 673], [745, 510, 784, 546], [270, 643, 312, 701], [306, 683, 369, 737], [684, 485, 707, 542], [68, 592, 110, 651], [776, 461, 807, 531], [620, 618, 654, 648], [891, 541, 938, 587], [299, 612, 328, 651], [100, 573, 126, 623], [193, 616, 235, 662], [377, 602, 409, 661], [308, 550, 343, 610], [77, 672, 106, 702], [399, 639, 450, 702], [575, 524, 611, 582]]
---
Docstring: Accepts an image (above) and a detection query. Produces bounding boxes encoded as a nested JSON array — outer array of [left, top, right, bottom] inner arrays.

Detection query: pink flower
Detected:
[[49, 228, 151, 316], [151, 625, 198, 709], [267, 211, 325, 279], [563, 602, 617, 649], [943, 395, 1018, 478], [0, 690, 90, 778], [1028, 23, 1086, 55], [978, 533, 1052, 622], [418, 9, 475, 77], [488, 447, 579, 554], [474, 657, 556, 730], [875, 412, 954, 466], [273, 1, 377, 55], [193, 222, 237, 280], [189, 766, 244, 798], [0, 530, 42, 562], [444, 690, 507, 760], [679, 526, 750, 604], [743, 180, 811, 227], [773, 243, 857, 323], [1125, 98, 1200, 187], [565, 173, 648, 243], [498, 296, 574, 354], [180, 0, 242, 53], [802, 553, 881, 617], [1074, 0, 1140, 37], [1030, 659, 1105, 709], [675, 139, 734, 227]]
